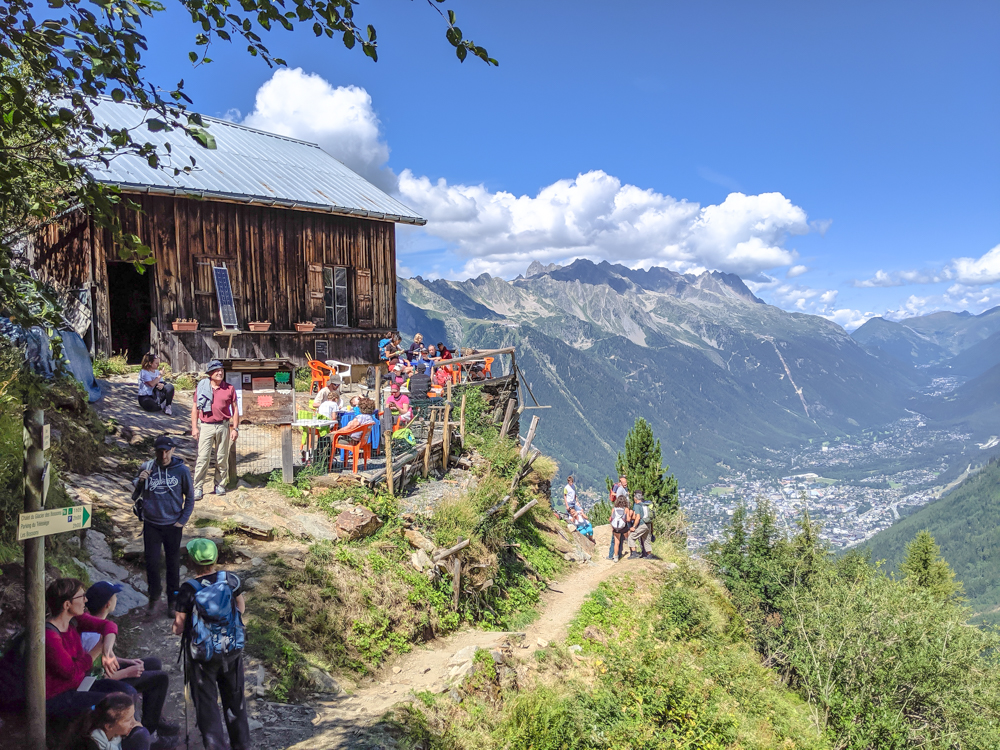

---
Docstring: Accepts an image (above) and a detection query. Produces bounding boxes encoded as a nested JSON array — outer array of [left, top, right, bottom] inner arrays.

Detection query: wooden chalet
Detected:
[[27, 97, 425, 371]]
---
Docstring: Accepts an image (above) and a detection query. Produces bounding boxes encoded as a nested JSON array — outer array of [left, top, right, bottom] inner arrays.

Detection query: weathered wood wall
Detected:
[[30, 193, 399, 370]]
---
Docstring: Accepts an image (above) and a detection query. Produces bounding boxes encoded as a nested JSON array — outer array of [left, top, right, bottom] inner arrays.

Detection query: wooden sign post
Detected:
[[23, 409, 47, 747], [442, 382, 452, 471]]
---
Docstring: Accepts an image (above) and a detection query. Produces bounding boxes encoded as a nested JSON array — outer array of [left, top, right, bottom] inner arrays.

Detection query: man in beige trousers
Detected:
[[191, 359, 240, 500]]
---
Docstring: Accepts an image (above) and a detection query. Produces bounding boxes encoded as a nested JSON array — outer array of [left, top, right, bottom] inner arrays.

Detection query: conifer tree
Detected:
[[613, 417, 679, 513], [900, 530, 963, 602]]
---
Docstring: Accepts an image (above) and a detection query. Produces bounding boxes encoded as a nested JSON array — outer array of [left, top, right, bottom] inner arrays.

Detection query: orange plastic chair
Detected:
[[483, 357, 494, 378], [329, 421, 373, 474], [308, 360, 335, 395]]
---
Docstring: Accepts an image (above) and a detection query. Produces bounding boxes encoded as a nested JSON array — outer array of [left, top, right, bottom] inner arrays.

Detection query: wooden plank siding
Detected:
[[28, 192, 398, 370]]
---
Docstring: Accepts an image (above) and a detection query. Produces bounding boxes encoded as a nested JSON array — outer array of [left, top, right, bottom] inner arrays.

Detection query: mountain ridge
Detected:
[[398, 259, 919, 489]]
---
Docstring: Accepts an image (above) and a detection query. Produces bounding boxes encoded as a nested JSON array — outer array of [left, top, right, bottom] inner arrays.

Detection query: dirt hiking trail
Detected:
[[284, 525, 672, 750]]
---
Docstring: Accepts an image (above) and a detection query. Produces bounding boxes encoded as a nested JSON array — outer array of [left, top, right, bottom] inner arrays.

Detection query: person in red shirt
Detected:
[[191, 360, 240, 500], [42, 579, 177, 748]]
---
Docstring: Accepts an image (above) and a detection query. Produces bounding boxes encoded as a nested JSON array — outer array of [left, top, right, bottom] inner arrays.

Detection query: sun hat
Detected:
[[85, 581, 123, 613], [186, 538, 219, 565], [205, 359, 224, 374]]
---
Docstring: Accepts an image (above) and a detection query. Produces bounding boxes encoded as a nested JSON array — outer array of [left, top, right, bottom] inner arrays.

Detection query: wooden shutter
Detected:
[[355, 268, 373, 328], [307, 263, 324, 323]]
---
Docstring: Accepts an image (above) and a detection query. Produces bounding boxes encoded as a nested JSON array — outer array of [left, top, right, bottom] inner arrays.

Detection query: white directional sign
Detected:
[[18, 504, 92, 541]]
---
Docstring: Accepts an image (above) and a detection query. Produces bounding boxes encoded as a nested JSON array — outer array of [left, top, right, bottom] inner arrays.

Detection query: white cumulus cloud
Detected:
[[949, 244, 1000, 286], [240, 68, 395, 192], [398, 170, 809, 278], [786, 264, 808, 278]]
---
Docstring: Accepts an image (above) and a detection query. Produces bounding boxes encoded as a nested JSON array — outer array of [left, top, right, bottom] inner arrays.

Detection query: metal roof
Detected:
[[86, 97, 426, 225]]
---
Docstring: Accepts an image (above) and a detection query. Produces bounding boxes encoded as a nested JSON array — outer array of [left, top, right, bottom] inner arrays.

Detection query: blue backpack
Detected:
[[184, 572, 245, 662], [378, 338, 393, 360]]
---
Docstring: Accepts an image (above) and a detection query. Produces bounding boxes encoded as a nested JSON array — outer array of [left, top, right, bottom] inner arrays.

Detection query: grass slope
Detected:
[[862, 456, 1000, 625], [387, 540, 829, 750]]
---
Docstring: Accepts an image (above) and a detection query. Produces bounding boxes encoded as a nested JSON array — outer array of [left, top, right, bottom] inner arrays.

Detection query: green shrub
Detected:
[[92, 352, 131, 378]]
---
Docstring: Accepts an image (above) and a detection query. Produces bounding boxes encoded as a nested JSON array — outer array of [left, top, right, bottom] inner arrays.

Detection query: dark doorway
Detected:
[[107, 262, 153, 363]]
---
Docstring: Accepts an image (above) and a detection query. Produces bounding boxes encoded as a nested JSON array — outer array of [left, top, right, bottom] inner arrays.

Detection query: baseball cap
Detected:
[[153, 435, 176, 451], [205, 359, 224, 374], [85, 581, 123, 613], [186, 538, 219, 565]]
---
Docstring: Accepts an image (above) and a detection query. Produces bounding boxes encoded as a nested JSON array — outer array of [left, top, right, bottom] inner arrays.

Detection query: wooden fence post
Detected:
[[520, 415, 539, 460], [423, 408, 436, 479], [24, 408, 46, 748], [373, 367, 382, 409], [280, 424, 294, 484], [443, 383, 452, 471], [459, 392, 467, 444], [499, 398, 516, 440], [384, 428, 393, 497], [452, 557, 462, 610]]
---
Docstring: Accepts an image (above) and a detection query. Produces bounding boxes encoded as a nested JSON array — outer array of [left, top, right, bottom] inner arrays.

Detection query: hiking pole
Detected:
[[183, 653, 190, 750]]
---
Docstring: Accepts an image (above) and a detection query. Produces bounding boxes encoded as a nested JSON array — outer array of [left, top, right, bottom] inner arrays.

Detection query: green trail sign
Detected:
[[18, 504, 91, 541]]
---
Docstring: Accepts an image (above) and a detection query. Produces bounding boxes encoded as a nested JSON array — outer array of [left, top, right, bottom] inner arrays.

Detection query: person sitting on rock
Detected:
[[137, 353, 175, 415], [172, 539, 249, 750], [40, 578, 149, 741], [133, 435, 194, 618], [386, 383, 413, 427], [82, 582, 178, 743]]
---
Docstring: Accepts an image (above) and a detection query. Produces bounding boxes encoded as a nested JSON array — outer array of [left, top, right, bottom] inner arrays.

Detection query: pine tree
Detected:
[[900, 530, 963, 602], [613, 417, 679, 513]]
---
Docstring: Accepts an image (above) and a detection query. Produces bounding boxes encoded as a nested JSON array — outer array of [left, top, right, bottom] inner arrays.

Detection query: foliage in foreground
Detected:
[[388, 547, 829, 750], [707, 500, 1000, 749]]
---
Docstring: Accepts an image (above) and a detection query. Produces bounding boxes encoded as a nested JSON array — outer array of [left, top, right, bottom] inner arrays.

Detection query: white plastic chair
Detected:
[[326, 360, 352, 387]]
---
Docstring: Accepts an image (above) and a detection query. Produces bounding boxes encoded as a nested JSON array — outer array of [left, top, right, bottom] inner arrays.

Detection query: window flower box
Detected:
[[295, 322, 317, 332], [172, 319, 199, 332], [248, 321, 271, 332]]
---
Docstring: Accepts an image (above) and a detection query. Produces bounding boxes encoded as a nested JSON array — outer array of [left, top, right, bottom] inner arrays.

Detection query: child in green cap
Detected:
[[171, 539, 249, 750]]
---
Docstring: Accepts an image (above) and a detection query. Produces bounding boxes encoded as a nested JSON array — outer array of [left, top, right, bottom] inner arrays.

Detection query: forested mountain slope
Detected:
[[863, 457, 1000, 625], [398, 260, 919, 489]]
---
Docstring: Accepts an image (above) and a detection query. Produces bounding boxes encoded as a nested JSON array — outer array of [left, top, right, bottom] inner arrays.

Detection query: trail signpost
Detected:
[[18, 504, 92, 541]]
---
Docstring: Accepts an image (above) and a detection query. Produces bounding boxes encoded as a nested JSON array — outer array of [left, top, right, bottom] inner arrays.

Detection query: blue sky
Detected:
[[136, 0, 999, 328]]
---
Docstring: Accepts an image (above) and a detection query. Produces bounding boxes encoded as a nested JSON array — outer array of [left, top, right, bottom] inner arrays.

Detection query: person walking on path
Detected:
[[133, 436, 194, 618], [629, 491, 654, 559], [137, 353, 175, 415], [191, 360, 239, 500], [172, 539, 250, 750]]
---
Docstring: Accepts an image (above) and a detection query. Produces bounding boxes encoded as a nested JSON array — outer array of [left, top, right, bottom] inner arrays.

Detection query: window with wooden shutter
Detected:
[[307, 263, 324, 322], [355, 269, 373, 328], [323, 266, 349, 327]]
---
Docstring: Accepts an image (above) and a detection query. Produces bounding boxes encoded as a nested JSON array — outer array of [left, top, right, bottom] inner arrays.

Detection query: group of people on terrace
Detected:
[[563, 474, 657, 562]]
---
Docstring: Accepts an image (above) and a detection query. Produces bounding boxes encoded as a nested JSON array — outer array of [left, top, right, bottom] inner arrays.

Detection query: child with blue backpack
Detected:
[[171, 539, 249, 750]]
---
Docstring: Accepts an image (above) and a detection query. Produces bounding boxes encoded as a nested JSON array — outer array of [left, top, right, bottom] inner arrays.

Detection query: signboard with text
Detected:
[[18, 504, 91, 541]]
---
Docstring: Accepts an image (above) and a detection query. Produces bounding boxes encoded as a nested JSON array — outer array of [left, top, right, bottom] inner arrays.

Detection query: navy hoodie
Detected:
[[133, 456, 194, 526]]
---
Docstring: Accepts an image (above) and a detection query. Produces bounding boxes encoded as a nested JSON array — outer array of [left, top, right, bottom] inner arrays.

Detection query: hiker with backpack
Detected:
[[607, 475, 630, 560], [133, 435, 194, 619], [171, 539, 250, 750], [609, 495, 639, 562], [629, 491, 656, 559]]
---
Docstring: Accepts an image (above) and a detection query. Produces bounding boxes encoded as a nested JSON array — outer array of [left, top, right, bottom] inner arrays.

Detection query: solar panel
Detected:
[[213, 265, 239, 329]]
